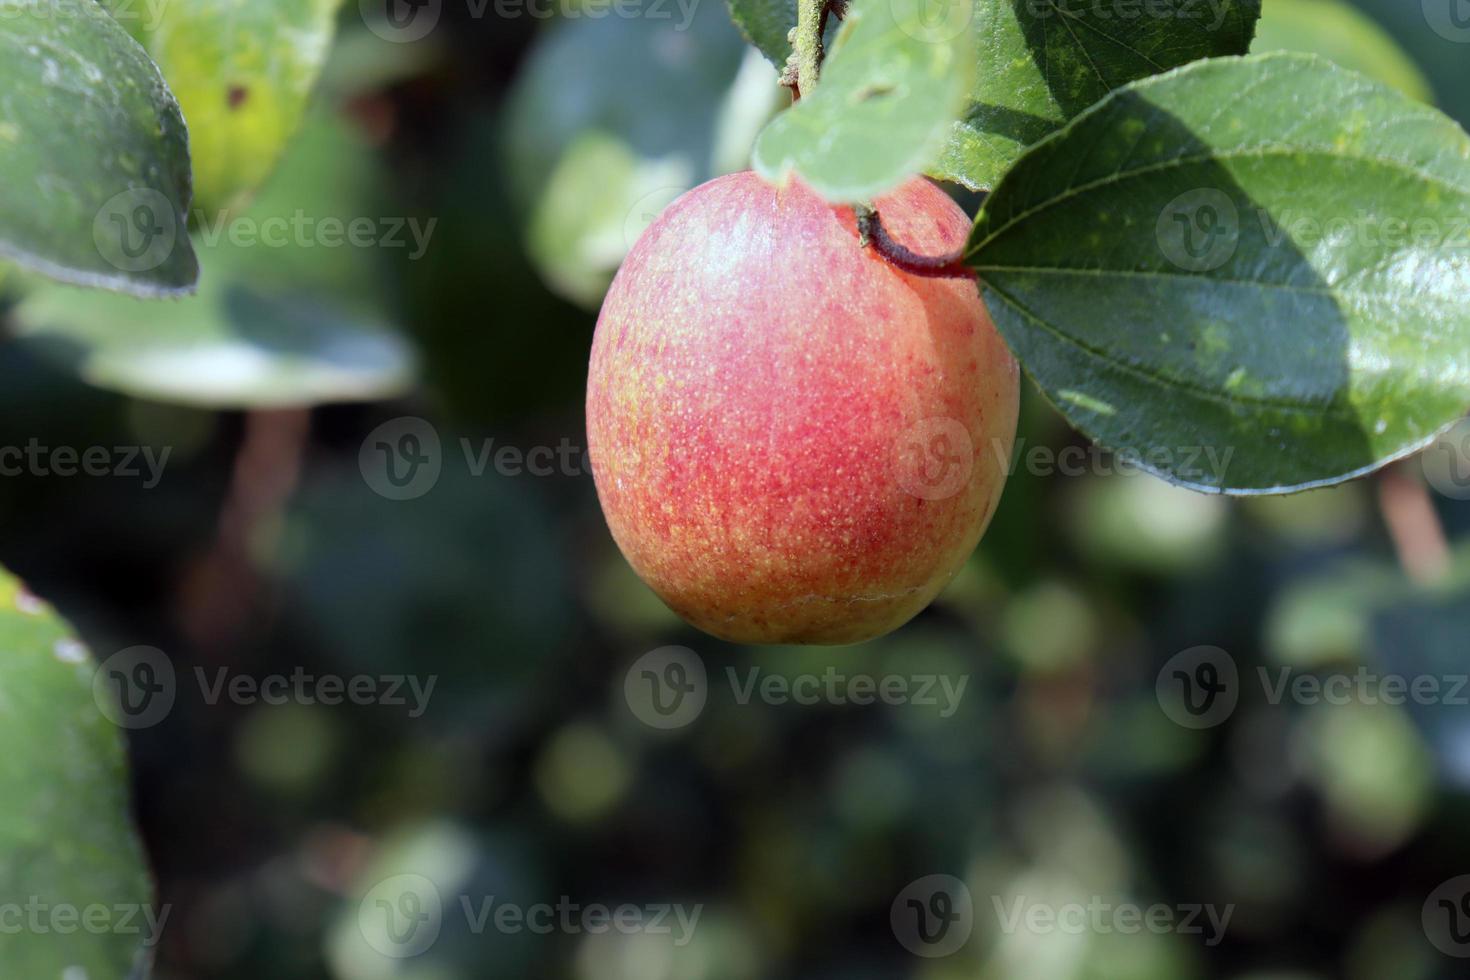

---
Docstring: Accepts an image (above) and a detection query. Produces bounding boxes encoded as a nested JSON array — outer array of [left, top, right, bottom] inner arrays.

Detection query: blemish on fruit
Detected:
[[227, 85, 249, 110]]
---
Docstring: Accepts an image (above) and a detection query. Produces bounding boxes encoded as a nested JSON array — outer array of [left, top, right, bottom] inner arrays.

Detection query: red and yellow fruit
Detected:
[[587, 171, 1018, 645]]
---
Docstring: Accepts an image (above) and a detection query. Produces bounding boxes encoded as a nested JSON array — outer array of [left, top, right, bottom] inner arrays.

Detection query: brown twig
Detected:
[[1378, 461, 1450, 585], [177, 408, 312, 650]]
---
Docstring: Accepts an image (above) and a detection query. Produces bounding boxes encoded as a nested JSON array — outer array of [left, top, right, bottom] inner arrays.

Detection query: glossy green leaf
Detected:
[[1251, 0, 1432, 101], [0, 0, 197, 297], [967, 53, 1470, 494], [753, 0, 975, 202], [932, 0, 1261, 191], [11, 113, 418, 409], [136, 0, 344, 214], [0, 571, 156, 979], [727, 0, 799, 67]]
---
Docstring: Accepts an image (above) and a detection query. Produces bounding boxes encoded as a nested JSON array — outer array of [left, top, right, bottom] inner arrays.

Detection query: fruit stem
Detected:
[[856, 204, 972, 278]]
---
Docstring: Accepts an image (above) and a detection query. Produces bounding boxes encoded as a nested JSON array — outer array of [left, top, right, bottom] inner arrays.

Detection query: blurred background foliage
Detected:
[[0, 0, 1468, 977]]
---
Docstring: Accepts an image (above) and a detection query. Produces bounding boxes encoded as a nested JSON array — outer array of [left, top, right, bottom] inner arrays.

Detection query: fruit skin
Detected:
[[587, 171, 1019, 645]]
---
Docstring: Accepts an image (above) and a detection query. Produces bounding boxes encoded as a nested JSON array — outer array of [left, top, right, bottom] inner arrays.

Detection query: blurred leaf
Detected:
[[1001, 580, 1098, 671], [274, 461, 571, 732], [500, 4, 754, 307], [752, 0, 974, 202], [1251, 0, 1432, 101], [316, 22, 442, 99], [1070, 474, 1228, 574], [1268, 548, 1470, 793], [967, 53, 1470, 493], [1299, 701, 1434, 851], [1350, 0, 1468, 124], [0, 572, 154, 979], [1266, 561, 1398, 667], [0, 0, 198, 296], [10, 112, 418, 409], [931, 0, 1261, 191], [526, 133, 694, 308], [12, 283, 415, 408], [136, 0, 344, 214], [327, 821, 544, 980], [1241, 483, 1368, 546], [1371, 591, 1470, 791], [727, 0, 798, 67]]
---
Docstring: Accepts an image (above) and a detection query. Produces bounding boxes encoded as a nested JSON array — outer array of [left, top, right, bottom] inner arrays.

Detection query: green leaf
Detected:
[[136, 0, 344, 214], [11, 112, 418, 409], [932, 0, 1261, 191], [727, 0, 799, 67], [500, 4, 761, 307], [0, 0, 198, 297], [752, 0, 975, 202], [0, 571, 156, 979], [13, 282, 416, 409], [1251, 0, 1432, 102], [966, 53, 1470, 494]]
